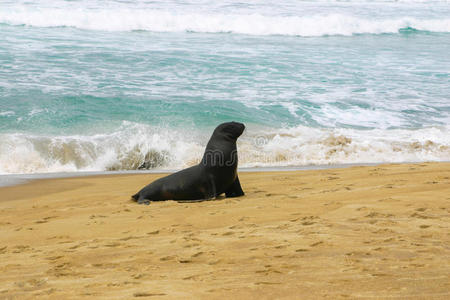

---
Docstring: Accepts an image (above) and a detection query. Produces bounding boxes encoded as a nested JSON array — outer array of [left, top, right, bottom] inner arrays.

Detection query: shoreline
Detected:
[[0, 160, 442, 188]]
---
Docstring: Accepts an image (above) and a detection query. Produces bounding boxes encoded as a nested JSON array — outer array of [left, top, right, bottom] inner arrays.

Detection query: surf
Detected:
[[1, 123, 448, 174], [1, 8, 450, 36]]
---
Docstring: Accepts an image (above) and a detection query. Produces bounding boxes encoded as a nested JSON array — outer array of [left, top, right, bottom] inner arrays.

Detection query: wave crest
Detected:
[[1, 8, 450, 36], [0, 123, 449, 174]]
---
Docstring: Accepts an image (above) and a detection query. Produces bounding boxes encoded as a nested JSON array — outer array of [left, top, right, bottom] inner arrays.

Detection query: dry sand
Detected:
[[0, 162, 449, 299]]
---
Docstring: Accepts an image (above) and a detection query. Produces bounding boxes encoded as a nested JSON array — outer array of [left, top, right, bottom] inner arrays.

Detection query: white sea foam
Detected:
[[0, 111, 15, 117], [0, 122, 203, 174], [0, 122, 448, 174], [241, 125, 450, 167], [1, 7, 450, 36]]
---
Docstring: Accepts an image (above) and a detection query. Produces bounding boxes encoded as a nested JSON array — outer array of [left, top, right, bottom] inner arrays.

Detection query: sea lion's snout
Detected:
[[222, 121, 245, 139], [232, 121, 245, 137]]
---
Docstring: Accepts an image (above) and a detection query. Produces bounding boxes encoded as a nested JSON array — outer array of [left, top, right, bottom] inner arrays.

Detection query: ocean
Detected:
[[0, 0, 449, 175]]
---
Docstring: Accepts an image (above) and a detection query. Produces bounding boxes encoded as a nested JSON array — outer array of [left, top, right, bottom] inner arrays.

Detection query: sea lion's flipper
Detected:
[[131, 193, 150, 205], [137, 197, 150, 205], [131, 193, 139, 201], [225, 176, 244, 197]]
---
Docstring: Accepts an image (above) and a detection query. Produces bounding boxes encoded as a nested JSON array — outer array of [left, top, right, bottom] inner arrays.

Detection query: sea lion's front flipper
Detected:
[[131, 192, 150, 205], [138, 198, 150, 205], [225, 176, 244, 198]]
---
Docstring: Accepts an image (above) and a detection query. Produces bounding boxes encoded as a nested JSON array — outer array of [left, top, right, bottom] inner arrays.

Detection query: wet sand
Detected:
[[0, 162, 449, 299]]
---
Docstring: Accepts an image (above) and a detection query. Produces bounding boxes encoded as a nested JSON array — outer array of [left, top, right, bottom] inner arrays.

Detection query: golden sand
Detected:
[[0, 163, 449, 299]]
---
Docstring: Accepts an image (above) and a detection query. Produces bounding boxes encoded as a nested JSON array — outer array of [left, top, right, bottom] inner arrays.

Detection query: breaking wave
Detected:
[[0, 122, 448, 174], [1, 8, 450, 36]]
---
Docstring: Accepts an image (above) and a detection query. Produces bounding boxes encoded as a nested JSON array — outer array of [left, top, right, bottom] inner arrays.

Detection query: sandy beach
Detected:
[[0, 162, 449, 299]]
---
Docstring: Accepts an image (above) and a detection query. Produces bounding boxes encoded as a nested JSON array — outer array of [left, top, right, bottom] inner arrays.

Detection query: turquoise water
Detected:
[[1, 0, 449, 174]]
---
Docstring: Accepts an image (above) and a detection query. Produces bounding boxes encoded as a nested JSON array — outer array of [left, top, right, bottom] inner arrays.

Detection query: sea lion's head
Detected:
[[215, 121, 245, 140]]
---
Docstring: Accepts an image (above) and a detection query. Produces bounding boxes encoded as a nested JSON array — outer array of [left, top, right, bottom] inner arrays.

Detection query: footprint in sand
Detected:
[[103, 242, 122, 248], [301, 221, 315, 226], [45, 255, 63, 261], [207, 259, 221, 265], [47, 261, 77, 277], [34, 220, 48, 224], [274, 245, 288, 249], [12, 245, 31, 253], [191, 251, 204, 258], [255, 265, 283, 275], [365, 212, 394, 218], [254, 282, 281, 285], [295, 248, 308, 252], [252, 190, 266, 194], [120, 236, 143, 241], [183, 274, 203, 280], [228, 225, 242, 229], [66, 243, 80, 250], [91, 263, 119, 269], [183, 243, 200, 248], [310, 241, 323, 247], [133, 292, 166, 297], [410, 212, 435, 219], [132, 274, 146, 280], [159, 255, 177, 262], [14, 278, 47, 291]]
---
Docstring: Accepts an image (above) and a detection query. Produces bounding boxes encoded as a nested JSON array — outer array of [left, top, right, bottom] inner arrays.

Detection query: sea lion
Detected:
[[131, 121, 245, 204]]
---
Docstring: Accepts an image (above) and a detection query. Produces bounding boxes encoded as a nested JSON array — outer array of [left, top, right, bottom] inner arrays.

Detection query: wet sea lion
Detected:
[[131, 121, 245, 204]]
